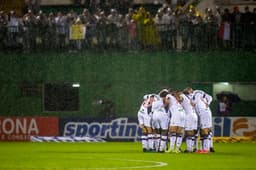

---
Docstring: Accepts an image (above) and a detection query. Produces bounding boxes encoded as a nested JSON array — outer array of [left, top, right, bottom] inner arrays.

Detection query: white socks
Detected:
[[186, 136, 193, 152], [209, 131, 213, 148], [154, 134, 161, 151], [141, 135, 148, 149], [176, 134, 183, 150], [159, 135, 168, 152], [148, 134, 154, 150], [203, 135, 210, 151], [169, 133, 176, 151]]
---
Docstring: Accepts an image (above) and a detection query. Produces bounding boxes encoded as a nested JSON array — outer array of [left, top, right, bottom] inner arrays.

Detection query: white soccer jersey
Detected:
[[137, 105, 152, 127], [180, 94, 195, 115], [191, 90, 213, 129], [151, 99, 170, 130], [137, 94, 154, 127], [167, 94, 185, 127], [192, 90, 212, 112], [180, 94, 198, 130]]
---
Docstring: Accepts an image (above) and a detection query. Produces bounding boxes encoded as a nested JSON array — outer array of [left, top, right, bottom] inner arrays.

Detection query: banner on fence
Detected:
[[0, 117, 59, 141], [1, 116, 255, 141], [60, 117, 256, 140], [60, 117, 141, 141], [214, 117, 256, 137], [69, 24, 86, 40]]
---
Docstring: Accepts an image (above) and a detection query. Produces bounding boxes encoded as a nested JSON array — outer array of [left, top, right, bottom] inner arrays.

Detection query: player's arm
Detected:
[[204, 93, 212, 106]]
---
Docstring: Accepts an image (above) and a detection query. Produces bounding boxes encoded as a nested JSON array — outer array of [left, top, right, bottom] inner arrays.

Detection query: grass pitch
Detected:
[[0, 142, 255, 170]]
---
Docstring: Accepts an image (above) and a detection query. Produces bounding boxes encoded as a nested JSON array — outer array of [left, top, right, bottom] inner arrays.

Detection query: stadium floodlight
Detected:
[[72, 83, 80, 88], [221, 82, 229, 85]]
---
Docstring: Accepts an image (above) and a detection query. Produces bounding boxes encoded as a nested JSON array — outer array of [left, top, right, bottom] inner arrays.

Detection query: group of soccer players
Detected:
[[137, 87, 214, 154]]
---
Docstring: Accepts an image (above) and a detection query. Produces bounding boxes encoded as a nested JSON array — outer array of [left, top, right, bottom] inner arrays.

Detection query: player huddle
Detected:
[[137, 87, 214, 154]]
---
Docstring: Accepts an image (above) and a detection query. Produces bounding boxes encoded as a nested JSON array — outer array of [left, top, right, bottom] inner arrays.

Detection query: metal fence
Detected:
[[0, 21, 255, 53]]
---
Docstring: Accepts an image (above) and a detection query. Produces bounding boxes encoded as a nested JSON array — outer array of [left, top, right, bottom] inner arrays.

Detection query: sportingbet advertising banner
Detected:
[[60, 117, 256, 141], [60, 117, 142, 141], [0, 117, 59, 141]]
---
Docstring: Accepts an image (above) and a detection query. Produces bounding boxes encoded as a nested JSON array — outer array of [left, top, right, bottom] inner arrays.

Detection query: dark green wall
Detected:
[[0, 51, 255, 117]]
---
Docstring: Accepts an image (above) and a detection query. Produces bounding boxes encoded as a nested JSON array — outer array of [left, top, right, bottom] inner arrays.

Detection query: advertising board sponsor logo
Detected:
[[62, 117, 256, 139], [213, 117, 256, 137], [232, 117, 256, 136], [0, 117, 59, 141], [62, 117, 142, 139]]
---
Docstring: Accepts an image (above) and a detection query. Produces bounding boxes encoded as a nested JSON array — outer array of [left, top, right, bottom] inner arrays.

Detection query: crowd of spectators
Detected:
[[0, 2, 255, 53]]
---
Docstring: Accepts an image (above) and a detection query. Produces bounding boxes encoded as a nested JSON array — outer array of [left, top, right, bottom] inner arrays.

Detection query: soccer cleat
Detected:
[[210, 147, 215, 153], [165, 149, 172, 153], [183, 149, 193, 153], [174, 148, 182, 153], [198, 150, 209, 154], [149, 149, 156, 153], [143, 148, 148, 152], [196, 149, 201, 153]]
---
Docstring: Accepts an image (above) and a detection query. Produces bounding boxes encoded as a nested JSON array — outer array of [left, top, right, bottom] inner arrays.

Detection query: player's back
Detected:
[[168, 94, 182, 111], [180, 94, 195, 115]]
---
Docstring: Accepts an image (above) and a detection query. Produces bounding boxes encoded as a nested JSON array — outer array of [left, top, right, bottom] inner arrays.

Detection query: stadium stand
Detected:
[[0, 0, 255, 118]]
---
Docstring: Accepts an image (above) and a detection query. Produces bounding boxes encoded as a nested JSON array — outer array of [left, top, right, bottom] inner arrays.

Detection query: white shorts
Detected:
[[138, 112, 152, 127], [184, 112, 198, 131], [152, 110, 169, 130], [170, 109, 185, 128], [197, 108, 212, 129], [138, 109, 152, 127]]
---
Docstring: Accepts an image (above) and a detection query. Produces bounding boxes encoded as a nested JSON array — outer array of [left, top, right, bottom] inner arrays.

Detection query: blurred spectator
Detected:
[[219, 8, 232, 49], [107, 9, 120, 48], [36, 10, 48, 50], [231, 6, 242, 49], [89, 0, 101, 13], [215, 7, 223, 49], [163, 8, 177, 50], [254, 8, 256, 49], [94, 99, 116, 120], [25, 0, 41, 14], [96, 11, 108, 49], [217, 95, 231, 116], [178, 8, 189, 50], [133, 7, 146, 48], [127, 19, 137, 50], [55, 12, 68, 50], [217, 91, 241, 116], [155, 9, 167, 49], [73, 18, 84, 52], [186, 8, 195, 50], [0, 11, 7, 51], [192, 13, 203, 51], [22, 9, 37, 52], [47, 12, 57, 50], [143, 12, 160, 49], [1, 3, 256, 53], [242, 6, 254, 50], [80, 8, 96, 48], [7, 11, 20, 49], [204, 8, 218, 50]]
